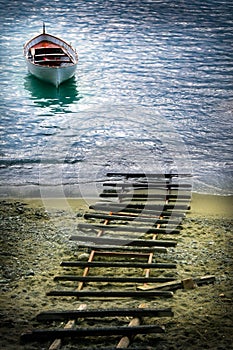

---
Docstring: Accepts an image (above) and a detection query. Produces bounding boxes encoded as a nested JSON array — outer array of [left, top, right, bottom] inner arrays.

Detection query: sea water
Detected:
[[0, 0, 232, 198]]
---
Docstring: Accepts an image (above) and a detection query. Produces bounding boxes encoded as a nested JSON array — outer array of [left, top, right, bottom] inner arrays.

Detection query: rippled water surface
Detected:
[[0, 0, 232, 197]]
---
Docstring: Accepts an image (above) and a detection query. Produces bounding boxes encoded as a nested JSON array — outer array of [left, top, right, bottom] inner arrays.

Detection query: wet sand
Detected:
[[0, 194, 232, 349]]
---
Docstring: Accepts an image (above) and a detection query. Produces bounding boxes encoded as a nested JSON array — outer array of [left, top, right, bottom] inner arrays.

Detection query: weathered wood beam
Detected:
[[36, 307, 174, 322], [103, 182, 192, 189], [100, 193, 191, 201], [91, 202, 188, 210], [137, 275, 216, 291], [46, 290, 173, 298], [78, 223, 180, 234], [84, 212, 181, 225], [90, 204, 187, 216], [106, 172, 192, 178], [71, 243, 167, 253], [21, 324, 165, 343], [70, 235, 177, 247], [60, 261, 176, 269], [53, 275, 176, 283]]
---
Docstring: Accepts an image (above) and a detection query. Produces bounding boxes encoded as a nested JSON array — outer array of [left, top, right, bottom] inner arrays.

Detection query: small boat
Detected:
[[23, 24, 78, 87]]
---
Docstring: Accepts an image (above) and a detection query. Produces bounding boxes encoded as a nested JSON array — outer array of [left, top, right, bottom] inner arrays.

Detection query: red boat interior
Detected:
[[30, 41, 72, 66]]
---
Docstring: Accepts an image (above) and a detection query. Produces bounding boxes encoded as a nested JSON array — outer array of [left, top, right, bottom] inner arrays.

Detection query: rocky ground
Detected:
[[0, 196, 232, 349]]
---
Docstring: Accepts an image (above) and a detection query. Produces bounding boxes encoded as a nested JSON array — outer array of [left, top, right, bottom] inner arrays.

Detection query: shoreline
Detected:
[[2, 192, 233, 218]]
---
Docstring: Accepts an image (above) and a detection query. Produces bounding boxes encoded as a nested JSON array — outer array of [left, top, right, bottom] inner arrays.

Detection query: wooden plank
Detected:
[[70, 235, 177, 247], [35, 53, 66, 57], [60, 261, 176, 269], [194, 275, 216, 286], [103, 182, 192, 189], [106, 172, 192, 178], [91, 202, 188, 210], [90, 203, 188, 215], [46, 290, 173, 298], [137, 275, 216, 291], [93, 251, 150, 258], [84, 212, 181, 225], [103, 183, 169, 188], [137, 280, 182, 291], [71, 243, 167, 253], [35, 59, 71, 64], [78, 223, 180, 234], [53, 275, 176, 283], [36, 307, 174, 322], [89, 205, 185, 217], [88, 208, 169, 217], [21, 325, 165, 343], [100, 193, 191, 201]]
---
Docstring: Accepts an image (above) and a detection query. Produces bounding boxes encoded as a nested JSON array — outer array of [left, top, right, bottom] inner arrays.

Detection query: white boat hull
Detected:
[[26, 59, 77, 87]]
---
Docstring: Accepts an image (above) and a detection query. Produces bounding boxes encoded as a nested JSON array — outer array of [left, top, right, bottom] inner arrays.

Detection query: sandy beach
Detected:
[[0, 193, 232, 349]]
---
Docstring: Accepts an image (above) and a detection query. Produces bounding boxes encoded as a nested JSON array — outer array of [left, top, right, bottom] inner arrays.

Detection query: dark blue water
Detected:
[[0, 0, 232, 198]]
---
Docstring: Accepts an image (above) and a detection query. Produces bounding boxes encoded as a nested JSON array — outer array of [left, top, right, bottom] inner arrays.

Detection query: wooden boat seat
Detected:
[[35, 57, 70, 61], [35, 59, 73, 66], [34, 47, 64, 54], [35, 53, 66, 57], [35, 60, 70, 63], [33, 46, 72, 65]]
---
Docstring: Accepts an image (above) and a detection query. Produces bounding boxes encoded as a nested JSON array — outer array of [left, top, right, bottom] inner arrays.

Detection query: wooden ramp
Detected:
[[21, 172, 193, 349]]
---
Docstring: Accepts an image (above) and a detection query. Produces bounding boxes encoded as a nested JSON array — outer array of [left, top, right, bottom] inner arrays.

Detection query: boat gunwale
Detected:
[[23, 33, 78, 63]]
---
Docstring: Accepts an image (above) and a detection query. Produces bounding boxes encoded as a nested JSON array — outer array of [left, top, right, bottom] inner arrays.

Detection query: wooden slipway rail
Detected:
[[21, 172, 193, 349]]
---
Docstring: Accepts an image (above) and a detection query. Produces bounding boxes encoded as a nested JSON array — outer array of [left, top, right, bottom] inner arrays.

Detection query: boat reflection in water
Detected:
[[24, 74, 82, 112]]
